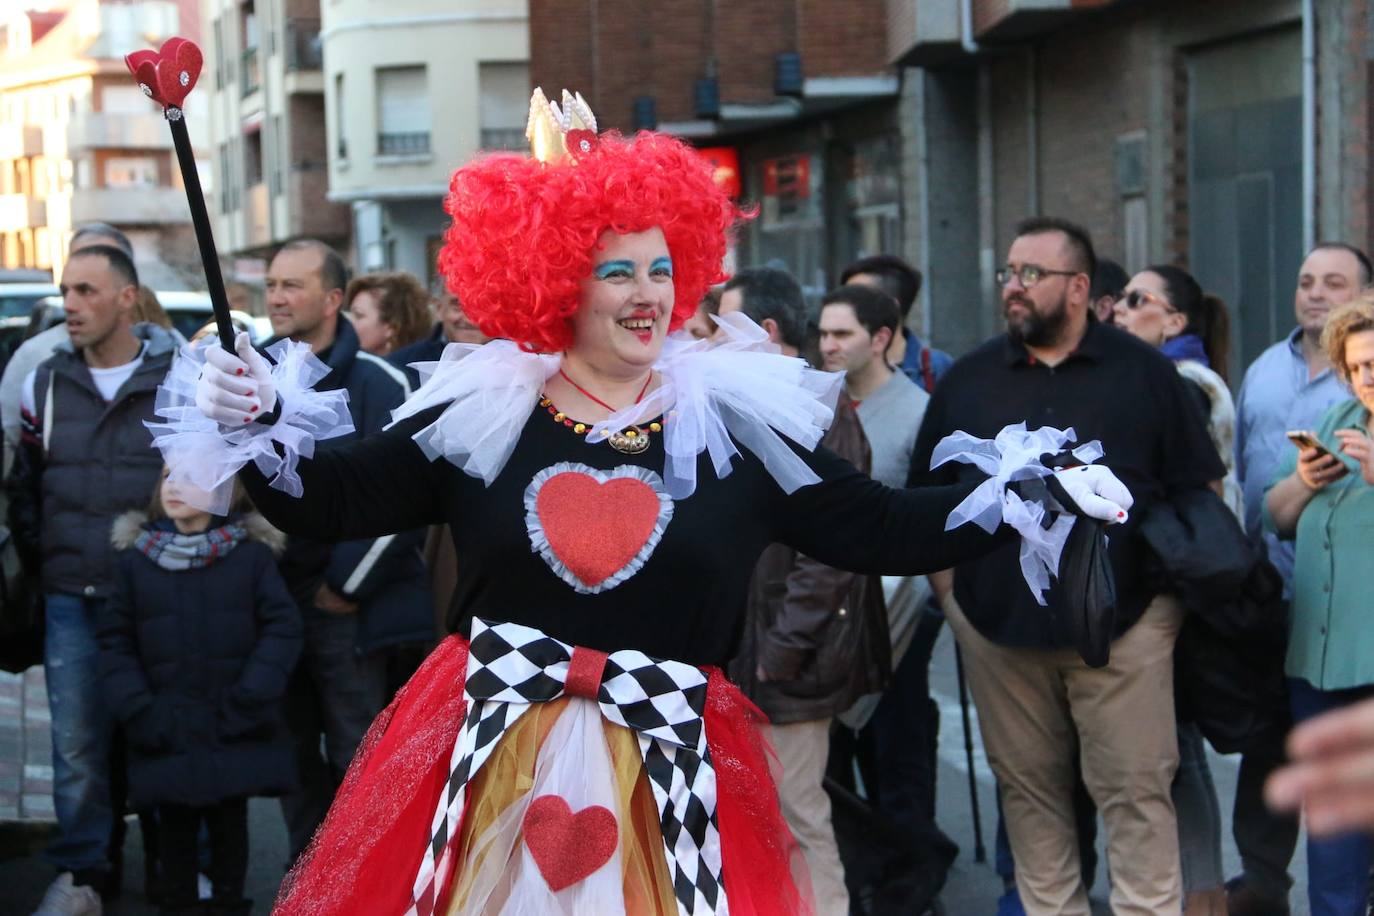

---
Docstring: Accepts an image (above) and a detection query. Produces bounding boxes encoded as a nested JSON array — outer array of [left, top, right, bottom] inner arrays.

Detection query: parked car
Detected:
[[0, 269, 53, 283], [27, 292, 270, 344], [0, 282, 59, 321]]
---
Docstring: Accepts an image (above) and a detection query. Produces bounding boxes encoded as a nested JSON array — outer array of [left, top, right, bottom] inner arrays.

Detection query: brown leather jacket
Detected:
[[728, 400, 891, 724]]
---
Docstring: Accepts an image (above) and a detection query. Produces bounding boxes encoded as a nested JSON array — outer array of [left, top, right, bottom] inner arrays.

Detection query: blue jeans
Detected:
[[44, 592, 115, 873], [1290, 677, 1374, 916]]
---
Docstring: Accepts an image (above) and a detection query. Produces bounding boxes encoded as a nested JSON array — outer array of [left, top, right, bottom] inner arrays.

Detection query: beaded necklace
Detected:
[[541, 369, 663, 455]]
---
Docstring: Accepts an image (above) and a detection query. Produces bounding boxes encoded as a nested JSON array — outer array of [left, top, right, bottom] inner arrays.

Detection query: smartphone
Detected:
[[1287, 429, 1333, 458]]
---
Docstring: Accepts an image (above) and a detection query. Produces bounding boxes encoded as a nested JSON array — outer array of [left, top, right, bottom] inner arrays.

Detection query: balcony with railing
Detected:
[[0, 124, 44, 161], [67, 113, 172, 151], [377, 131, 431, 157], [70, 187, 188, 224], [285, 18, 322, 71], [0, 194, 47, 231], [888, 0, 1124, 62]]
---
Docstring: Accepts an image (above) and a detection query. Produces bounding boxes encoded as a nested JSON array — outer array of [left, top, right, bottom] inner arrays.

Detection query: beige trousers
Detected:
[[945, 595, 1185, 915], [769, 719, 850, 916]]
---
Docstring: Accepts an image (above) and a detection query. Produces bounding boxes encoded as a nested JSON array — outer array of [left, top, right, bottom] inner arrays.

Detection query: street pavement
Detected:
[[1, 627, 1312, 915]]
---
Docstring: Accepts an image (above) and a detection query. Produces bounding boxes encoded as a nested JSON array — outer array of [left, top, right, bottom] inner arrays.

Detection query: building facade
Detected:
[[529, 0, 900, 303], [0, 0, 208, 286], [321, 0, 528, 285], [891, 0, 1371, 371], [200, 0, 349, 270]]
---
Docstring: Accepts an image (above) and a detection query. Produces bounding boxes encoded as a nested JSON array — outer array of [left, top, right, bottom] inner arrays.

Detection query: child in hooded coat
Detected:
[[97, 469, 302, 915]]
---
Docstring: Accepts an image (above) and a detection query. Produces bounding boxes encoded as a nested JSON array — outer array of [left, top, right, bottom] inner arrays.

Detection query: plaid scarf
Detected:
[[134, 522, 249, 571]]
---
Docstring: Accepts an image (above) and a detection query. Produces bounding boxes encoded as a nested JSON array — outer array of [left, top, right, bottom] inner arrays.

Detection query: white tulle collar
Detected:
[[389, 313, 843, 499]]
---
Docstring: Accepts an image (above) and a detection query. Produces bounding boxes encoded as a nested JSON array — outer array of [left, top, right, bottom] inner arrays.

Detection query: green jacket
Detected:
[[1264, 397, 1374, 689]]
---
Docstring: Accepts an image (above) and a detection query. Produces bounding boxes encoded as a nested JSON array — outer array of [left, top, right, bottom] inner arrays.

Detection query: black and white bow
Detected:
[[407, 618, 727, 916]]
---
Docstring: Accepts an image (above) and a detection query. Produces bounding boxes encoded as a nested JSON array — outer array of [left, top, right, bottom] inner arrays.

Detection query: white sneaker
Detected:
[[30, 873, 102, 916]]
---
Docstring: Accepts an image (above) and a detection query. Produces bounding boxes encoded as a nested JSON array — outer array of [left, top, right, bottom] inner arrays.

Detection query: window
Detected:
[[244, 128, 263, 186], [240, 3, 260, 97], [105, 157, 159, 188], [213, 17, 224, 90], [269, 114, 284, 195], [375, 66, 430, 156], [478, 62, 529, 151], [335, 73, 347, 159]]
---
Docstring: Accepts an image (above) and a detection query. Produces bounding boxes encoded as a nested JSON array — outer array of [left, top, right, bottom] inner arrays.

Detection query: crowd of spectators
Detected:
[[10, 216, 1374, 916]]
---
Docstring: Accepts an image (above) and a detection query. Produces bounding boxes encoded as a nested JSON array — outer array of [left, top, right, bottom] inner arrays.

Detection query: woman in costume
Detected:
[[153, 90, 1131, 915]]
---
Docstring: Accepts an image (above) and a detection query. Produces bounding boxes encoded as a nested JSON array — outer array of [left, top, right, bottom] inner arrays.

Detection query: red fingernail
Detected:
[[236, 368, 244, 376], [1117, 511, 1125, 518], [250, 405, 258, 413], [244, 417, 252, 423]]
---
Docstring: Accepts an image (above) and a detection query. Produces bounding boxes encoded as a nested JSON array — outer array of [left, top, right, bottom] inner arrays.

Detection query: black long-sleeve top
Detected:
[[242, 404, 1009, 667]]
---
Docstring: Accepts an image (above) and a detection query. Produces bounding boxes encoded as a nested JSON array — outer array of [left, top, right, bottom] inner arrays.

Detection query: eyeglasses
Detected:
[[995, 264, 1082, 289], [1119, 289, 1177, 313]]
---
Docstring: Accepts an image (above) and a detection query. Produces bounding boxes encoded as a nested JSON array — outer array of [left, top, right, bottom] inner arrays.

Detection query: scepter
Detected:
[[124, 37, 236, 352]]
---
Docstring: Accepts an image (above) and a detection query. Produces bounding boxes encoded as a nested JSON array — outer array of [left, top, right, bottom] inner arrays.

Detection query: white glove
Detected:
[[1053, 464, 1133, 524], [194, 331, 277, 426]]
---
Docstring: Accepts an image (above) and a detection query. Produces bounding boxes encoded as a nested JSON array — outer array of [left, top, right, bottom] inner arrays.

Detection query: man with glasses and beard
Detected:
[[909, 218, 1224, 915]]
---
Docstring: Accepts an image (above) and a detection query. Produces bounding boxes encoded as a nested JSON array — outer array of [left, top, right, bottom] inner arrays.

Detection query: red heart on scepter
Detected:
[[124, 37, 202, 110]]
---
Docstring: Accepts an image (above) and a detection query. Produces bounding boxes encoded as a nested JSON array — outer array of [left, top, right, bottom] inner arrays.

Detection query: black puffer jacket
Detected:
[[97, 511, 303, 808], [6, 323, 178, 596]]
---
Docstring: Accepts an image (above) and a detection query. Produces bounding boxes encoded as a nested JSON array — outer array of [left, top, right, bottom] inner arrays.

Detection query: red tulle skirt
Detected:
[[272, 634, 811, 915]]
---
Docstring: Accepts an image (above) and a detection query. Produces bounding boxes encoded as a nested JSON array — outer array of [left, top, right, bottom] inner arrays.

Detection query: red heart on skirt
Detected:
[[522, 794, 618, 891], [527, 464, 672, 593]]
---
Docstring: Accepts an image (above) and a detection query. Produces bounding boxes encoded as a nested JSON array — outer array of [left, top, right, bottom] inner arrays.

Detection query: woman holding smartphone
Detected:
[[1265, 294, 1374, 916]]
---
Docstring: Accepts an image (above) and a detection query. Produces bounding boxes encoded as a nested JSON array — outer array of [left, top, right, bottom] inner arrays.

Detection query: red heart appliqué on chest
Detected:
[[522, 794, 618, 891], [524, 463, 674, 594]]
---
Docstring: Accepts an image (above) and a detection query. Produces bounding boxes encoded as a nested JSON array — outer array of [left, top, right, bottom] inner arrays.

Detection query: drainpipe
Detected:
[[1027, 45, 1040, 215], [961, 0, 979, 54], [965, 0, 996, 335], [1301, 0, 1315, 249]]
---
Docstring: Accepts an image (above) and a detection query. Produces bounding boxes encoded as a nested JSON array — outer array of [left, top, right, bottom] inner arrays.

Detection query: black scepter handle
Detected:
[[165, 107, 235, 353]]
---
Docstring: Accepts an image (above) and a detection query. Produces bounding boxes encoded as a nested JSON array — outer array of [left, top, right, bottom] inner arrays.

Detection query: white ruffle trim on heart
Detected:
[[931, 423, 1104, 605], [146, 339, 354, 515], [392, 312, 843, 499]]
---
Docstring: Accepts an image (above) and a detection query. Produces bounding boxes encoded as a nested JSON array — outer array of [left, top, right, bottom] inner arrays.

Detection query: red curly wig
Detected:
[[437, 130, 744, 353]]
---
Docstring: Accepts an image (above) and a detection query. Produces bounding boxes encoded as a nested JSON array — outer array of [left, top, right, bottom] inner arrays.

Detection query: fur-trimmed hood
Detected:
[[111, 510, 287, 555]]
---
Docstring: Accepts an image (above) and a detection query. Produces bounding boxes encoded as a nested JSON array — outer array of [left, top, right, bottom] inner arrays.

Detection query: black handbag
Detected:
[[1023, 470, 1119, 668], [1053, 517, 1117, 668], [0, 525, 42, 673]]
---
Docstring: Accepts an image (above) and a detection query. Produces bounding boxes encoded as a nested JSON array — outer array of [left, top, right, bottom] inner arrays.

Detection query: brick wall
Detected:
[[799, 0, 889, 77], [1029, 16, 1151, 265], [288, 94, 349, 241], [530, 0, 890, 132]]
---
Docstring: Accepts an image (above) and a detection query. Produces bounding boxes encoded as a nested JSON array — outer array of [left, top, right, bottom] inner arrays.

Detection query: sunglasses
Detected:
[[1119, 289, 1177, 313]]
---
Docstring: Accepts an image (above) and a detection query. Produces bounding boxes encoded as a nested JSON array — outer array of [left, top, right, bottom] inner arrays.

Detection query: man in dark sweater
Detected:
[[261, 240, 422, 861], [911, 218, 1223, 915]]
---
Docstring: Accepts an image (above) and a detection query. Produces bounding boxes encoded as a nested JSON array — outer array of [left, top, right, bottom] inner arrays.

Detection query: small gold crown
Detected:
[[526, 88, 598, 163]]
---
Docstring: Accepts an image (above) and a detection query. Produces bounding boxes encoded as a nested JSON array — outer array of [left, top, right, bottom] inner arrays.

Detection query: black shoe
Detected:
[[1226, 876, 1291, 916]]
